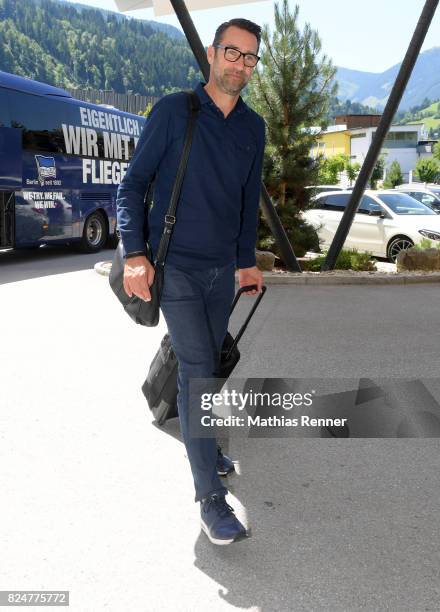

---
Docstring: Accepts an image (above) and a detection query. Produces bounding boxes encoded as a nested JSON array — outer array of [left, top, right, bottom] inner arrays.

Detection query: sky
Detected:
[[64, 0, 440, 73]]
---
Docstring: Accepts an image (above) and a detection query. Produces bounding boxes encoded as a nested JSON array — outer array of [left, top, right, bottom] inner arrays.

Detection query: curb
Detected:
[[94, 261, 440, 286], [94, 261, 113, 277]]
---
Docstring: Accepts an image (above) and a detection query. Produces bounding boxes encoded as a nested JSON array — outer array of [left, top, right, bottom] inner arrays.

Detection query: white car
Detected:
[[394, 184, 440, 213], [305, 185, 351, 195], [303, 189, 440, 262]]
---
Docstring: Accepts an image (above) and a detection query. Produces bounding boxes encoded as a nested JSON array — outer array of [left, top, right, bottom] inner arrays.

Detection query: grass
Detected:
[[404, 100, 440, 133], [411, 237, 440, 251]]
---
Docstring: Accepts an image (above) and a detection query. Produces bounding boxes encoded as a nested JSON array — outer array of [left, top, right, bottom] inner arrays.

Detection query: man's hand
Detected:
[[238, 265, 263, 295], [123, 255, 155, 302]]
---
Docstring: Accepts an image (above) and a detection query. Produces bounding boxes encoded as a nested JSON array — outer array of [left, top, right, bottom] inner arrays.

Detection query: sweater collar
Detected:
[[195, 81, 247, 115]]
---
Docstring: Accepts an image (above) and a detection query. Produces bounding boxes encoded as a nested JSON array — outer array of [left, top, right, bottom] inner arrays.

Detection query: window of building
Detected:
[[381, 131, 418, 148]]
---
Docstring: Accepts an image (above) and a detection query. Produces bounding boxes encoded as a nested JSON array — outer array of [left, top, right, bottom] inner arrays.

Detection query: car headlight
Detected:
[[418, 229, 440, 240]]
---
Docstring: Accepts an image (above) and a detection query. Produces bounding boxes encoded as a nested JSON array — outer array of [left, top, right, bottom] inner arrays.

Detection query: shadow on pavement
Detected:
[[153, 412, 284, 611], [0, 245, 115, 285]]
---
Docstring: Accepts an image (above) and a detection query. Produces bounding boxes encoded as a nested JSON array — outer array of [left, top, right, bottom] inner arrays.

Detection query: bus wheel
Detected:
[[78, 211, 108, 253]]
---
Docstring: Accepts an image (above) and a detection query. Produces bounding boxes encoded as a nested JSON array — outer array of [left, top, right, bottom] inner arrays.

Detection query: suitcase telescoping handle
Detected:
[[225, 284, 267, 360]]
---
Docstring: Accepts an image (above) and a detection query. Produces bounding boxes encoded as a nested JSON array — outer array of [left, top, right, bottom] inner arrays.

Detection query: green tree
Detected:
[[318, 154, 361, 186], [346, 160, 361, 186], [317, 154, 360, 186], [317, 154, 347, 184], [0, 0, 199, 96], [414, 158, 440, 183], [383, 160, 403, 188], [433, 141, 440, 162], [186, 65, 202, 87], [247, 1, 337, 258], [327, 95, 380, 124], [369, 155, 386, 189]]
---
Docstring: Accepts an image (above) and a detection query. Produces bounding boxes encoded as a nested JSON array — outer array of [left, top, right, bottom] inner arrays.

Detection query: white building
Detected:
[[350, 123, 427, 182], [311, 115, 432, 183]]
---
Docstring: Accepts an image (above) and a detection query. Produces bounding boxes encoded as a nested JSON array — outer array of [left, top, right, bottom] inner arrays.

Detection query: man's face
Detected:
[[208, 26, 258, 96]]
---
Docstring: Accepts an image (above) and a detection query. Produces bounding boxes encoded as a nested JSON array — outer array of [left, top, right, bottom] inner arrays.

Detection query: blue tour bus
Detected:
[[0, 70, 146, 252]]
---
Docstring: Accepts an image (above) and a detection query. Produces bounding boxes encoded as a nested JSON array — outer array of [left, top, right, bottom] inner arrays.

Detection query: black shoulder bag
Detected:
[[109, 90, 201, 326]]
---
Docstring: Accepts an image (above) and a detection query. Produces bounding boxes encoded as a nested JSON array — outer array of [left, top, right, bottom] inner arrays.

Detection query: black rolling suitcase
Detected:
[[142, 283, 267, 425]]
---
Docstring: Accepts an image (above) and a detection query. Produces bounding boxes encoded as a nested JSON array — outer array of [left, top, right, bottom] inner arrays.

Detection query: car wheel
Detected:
[[77, 211, 108, 253], [387, 236, 414, 263]]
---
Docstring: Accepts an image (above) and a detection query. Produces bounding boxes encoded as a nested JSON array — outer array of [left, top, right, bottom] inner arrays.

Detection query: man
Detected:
[[116, 18, 265, 545]]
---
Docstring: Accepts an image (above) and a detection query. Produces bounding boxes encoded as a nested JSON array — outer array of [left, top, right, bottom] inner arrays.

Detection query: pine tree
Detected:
[[383, 160, 403, 188], [247, 1, 337, 258]]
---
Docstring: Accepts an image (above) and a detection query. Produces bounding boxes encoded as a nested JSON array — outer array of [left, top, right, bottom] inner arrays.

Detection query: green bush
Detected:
[[304, 248, 377, 271], [414, 158, 440, 183], [411, 237, 440, 251], [257, 212, 320, 259]]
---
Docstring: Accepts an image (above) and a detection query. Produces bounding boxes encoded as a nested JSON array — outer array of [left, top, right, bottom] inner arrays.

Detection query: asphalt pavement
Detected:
[[1, 246, 440, 612]]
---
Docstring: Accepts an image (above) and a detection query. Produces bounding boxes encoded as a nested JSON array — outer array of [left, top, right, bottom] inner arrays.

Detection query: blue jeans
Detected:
[[159, 260, 236, 503]]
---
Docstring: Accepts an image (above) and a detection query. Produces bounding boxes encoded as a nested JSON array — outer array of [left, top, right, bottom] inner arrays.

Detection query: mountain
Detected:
[[56, 0, 185, 40], [336, 47, 440, 111], [394, 99, 440, 137], [0, 0, 199, 96]]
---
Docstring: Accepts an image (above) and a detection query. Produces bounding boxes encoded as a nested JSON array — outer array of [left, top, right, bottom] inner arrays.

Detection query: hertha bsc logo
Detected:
[[35, 155, 57, 185]]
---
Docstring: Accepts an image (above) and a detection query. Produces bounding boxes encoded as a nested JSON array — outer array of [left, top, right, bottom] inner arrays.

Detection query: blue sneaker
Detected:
[[200, 493, 248, 545], [216, 445, 235, 477]]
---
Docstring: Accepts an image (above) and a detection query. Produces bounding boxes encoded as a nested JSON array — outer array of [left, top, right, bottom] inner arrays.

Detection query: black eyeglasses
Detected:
[[213, 44, 260, 68]]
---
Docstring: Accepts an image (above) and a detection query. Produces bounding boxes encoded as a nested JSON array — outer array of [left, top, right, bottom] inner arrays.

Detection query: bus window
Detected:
[[0, 89, 11, 127], [9, 91, 67, 154], [9, 90, 139, 160]]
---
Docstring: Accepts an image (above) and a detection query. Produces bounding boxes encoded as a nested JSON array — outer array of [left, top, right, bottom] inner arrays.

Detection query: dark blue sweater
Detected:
[[116, 81, 266, 269]]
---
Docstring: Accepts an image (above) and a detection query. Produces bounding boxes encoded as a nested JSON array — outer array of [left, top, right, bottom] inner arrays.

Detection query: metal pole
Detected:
[[260, 184, 301, 271], [321, 0, 439, 271], [169, 0, 301, 272], [169, 0, 210, 79]]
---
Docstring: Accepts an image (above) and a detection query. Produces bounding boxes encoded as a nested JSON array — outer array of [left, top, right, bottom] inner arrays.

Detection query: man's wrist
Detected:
[[124, 250, 147, 260]]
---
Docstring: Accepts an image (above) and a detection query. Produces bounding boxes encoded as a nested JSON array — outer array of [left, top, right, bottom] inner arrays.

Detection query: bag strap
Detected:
[[154, 90, 201, 266]]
